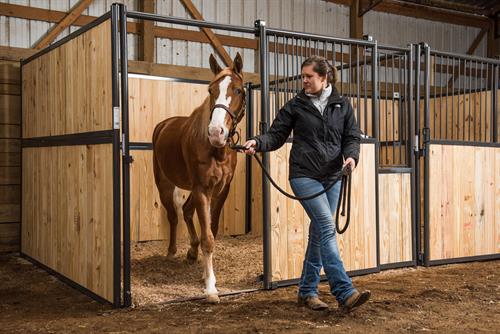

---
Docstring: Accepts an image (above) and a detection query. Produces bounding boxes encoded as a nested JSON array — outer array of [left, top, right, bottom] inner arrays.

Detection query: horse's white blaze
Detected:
[[203, 253, 218, 295], [208, 76, 232, 136], [173, 187, 191, 221]]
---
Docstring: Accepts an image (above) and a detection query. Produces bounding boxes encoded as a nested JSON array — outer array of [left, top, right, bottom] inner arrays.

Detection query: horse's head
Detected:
[[207, 52, 245, 148]]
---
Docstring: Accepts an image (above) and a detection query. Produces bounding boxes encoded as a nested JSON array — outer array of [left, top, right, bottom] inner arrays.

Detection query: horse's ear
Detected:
[[209, 54, 222, 75], [233, 52, 243, 74]]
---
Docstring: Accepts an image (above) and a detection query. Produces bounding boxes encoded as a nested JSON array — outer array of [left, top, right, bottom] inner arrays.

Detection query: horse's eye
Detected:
[[234, 88, 242, 95]]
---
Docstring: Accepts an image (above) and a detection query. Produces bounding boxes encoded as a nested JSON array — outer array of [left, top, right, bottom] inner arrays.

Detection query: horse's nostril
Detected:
[[219, 127, 224, 135]]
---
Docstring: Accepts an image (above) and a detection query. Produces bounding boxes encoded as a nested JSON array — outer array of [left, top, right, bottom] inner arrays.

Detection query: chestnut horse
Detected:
[[152, 53, 245, 303]]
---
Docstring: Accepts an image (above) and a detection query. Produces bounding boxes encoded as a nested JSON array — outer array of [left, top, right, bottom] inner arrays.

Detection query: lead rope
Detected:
[[230, 144, 352, 234]]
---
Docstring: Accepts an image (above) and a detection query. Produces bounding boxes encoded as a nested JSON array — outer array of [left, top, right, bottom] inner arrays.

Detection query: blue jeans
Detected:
[[289, 177, 355, 304]]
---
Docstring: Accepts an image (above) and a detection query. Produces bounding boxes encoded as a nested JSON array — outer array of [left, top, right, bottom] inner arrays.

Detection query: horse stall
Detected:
[[21, 4, 265, 308], [418, 47, 500, 265], [126, 74, 263, 305]]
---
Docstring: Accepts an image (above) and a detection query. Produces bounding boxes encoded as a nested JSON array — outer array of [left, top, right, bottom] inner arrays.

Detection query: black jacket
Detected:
[[253, 87, 361, 183]]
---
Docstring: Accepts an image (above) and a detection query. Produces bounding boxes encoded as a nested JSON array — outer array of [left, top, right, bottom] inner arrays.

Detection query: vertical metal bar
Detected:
[[400, 54, 405, 165], [468, 59, 472, 142], [445, 56, 449, 140], [423, 44, 430, 266], [451, 57, 455, 140], [364, 46, 368, 136], [245, 82, 253, 234], [439, 55, 443, 140], [340, 43, 344, 95], [391, 53, 395, 165], [356, 46, 360, 133], [385, 52, 388, 165], [462, 59, 466, 141], [256, 20, 272, 289], [493, 64, 498, 143], [414, 43, 422, 265], [119, 4, 131, 308], [348, 42, 352, 101], [274, 35, 278, 120], [433, 54, 436, 139], [479, 62, 483, 142], [372, 41, 381, 270], [110, 3, 122, 307], [485, 63, 489, 141], [457, 59, 461, 140], [474, 60, 478, 142], [407, 45, 417, 265]]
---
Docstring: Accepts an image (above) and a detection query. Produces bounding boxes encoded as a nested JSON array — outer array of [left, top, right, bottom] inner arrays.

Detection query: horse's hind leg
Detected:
[[157, 181, 178, 259], [182, 194, 200, 262]]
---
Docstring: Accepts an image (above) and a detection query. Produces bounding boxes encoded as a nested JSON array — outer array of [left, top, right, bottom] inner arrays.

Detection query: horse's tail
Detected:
[[152, 120, 169, 185]]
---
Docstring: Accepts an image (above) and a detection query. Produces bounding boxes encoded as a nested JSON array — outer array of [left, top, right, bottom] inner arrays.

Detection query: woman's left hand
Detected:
[[343, 157, 356, 175]]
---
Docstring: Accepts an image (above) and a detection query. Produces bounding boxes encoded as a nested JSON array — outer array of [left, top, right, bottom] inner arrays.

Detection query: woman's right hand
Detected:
[[241, 139, 257, 155]]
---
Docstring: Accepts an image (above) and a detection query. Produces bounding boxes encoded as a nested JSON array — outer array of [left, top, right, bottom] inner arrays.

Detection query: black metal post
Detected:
[[414, 43, 422, 265], [245, 82, 253, 234], [110, 3, 122, 308], [407, 44, 417, 266], [119, 3, 131, 308], [372, 41, 381, 269], [256, 19, 272, 290], [493, 64, 498, 143], [423, 43, 431, 267]]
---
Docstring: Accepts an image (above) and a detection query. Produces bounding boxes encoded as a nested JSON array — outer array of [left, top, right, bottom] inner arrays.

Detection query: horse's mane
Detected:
[[189, 97, 212, 143]]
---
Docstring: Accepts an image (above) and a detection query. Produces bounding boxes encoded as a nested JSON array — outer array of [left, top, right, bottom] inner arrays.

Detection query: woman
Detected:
[[242, 56, 370, 312]]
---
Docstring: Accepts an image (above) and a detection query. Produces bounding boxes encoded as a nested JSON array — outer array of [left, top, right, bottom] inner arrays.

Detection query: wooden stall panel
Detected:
[[424, 90, 493, 142], [128, 76, 246, 240], [270, 143, 377, 281], [22, 21, 112, 138], [428, 144, 500, 261], [379, 173, 412, 265], [22, 145, 114, 302], [1, 61, 21, 252]]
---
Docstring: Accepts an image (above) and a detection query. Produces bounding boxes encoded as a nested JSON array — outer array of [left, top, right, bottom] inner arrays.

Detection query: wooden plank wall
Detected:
[[128, 76, 246, 241], [0, 61, 21, 252], [379, 173, 413, 265], [22, 145, 114, 302], [428, 144, 500, 261], [21, 20, 114, 302], [423, 90, 497, 142], [22, 22, 112, 138]]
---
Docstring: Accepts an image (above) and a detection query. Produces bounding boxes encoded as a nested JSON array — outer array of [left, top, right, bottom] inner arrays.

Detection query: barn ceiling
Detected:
[[400, 0, 500, 17]]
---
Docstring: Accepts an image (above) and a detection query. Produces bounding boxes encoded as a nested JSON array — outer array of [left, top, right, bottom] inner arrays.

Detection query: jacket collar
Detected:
[[295, 86, 344, 116]]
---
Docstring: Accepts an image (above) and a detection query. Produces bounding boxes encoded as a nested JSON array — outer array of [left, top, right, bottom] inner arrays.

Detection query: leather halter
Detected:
[[208, 69, 245, 143]]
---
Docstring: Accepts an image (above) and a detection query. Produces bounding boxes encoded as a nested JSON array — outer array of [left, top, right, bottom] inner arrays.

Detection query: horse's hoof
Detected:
[[186, 249, 198, 263], [207, 294, 220, 304], [166, 252, 176, 260]]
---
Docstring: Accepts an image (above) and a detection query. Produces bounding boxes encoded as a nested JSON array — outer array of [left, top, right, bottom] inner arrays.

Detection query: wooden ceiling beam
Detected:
[[179, 0, 233, 67], [327, 0, 490, 28], [33, 0, 94, 49]]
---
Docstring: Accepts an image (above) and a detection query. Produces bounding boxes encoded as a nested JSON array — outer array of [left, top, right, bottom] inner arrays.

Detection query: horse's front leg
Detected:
[[193, 189, 219, 304]]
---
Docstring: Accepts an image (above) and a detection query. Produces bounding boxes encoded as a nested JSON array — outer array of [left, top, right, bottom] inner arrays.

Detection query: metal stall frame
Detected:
[[419, 44, 500, 267], [19, 8, 122, 307], [123, 8, 259, 305], [377, 43, 418, 270], [251, 23, 382, 289]]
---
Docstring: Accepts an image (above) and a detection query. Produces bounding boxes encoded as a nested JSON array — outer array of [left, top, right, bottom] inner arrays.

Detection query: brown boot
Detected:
[[339, 290, 371, 313], [297, 295, 328, 310]]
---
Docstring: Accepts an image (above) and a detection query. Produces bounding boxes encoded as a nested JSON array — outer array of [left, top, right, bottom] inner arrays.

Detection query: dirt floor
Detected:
[[131, 234, 263, 305], [1, 253, 499, 334]]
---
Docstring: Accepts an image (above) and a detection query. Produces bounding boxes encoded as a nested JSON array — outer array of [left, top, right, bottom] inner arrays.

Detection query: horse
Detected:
[[152, 53, 245, 303]]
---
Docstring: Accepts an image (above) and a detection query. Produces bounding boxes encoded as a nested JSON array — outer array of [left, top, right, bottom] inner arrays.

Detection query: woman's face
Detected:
[[301, 64, 327, 94]]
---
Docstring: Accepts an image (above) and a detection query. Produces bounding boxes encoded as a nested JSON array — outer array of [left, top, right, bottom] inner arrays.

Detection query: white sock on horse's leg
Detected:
[[203, 252, 218, 296]]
